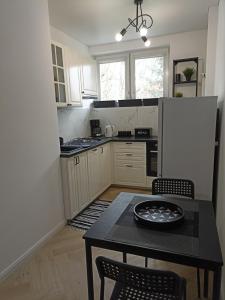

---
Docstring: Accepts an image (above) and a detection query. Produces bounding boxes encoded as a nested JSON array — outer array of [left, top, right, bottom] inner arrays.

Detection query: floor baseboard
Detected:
[[0, 220, 66, 281]]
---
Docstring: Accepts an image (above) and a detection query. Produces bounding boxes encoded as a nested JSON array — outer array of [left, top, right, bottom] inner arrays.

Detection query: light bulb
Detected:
[[115, 33, 123, 42], [145, 39, 151, 47], [140, 26, 148, 37], [115, 28, 126, 42]]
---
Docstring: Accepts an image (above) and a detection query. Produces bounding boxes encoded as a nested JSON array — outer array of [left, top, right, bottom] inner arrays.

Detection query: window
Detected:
[[99, 61, 125, 100], [97, 54, 129, 100], [97, 48, 168, 100], [134, 56, 164, 98]]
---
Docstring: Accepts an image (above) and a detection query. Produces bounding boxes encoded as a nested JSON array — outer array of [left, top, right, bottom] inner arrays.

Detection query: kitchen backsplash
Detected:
[[57, 105, 158, 141], [57, 106, 91, 142], [90, 106, 158, 136]]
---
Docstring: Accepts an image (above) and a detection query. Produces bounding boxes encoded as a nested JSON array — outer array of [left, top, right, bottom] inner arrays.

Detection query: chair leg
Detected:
[[100, 278, 105, 300], [144, 257, 148, 268], [204, 269, 209, 298], [184, 282, 187, 300], [197, 268, 201, 298], [122, 252, 127, 263]]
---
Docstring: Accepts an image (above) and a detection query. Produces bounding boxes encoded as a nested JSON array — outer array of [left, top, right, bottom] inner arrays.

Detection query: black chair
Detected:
[[152, 178, 194, 199], [96, 256, 186, 300], [151, 178, 201, 298]]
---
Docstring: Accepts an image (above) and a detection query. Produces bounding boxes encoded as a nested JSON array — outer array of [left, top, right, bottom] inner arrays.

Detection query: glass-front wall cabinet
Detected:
[[51, 43, 67, 105]]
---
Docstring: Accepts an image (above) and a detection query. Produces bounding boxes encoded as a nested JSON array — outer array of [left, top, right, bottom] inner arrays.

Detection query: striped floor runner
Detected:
[[68, 200, 111, 230]]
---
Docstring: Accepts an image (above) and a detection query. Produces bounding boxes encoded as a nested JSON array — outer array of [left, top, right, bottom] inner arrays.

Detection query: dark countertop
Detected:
[[60, 136, 158, 158]]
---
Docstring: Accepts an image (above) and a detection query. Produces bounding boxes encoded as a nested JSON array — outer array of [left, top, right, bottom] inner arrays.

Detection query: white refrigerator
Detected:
[[158, 97, 218, 201]]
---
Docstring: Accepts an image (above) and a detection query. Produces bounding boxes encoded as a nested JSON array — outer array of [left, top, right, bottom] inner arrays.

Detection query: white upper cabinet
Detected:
[[65, 46, 83, 106], [81, 58, 98, 97], [51, 42, 68, 107], [51, 40, 98, 107]]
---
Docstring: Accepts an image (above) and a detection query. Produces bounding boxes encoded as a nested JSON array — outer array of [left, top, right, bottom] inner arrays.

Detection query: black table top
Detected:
[[83, 193, 223, 270]]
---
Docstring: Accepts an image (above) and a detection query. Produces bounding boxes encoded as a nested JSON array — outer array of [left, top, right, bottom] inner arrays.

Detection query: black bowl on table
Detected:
[[134, 200, 184, 229]]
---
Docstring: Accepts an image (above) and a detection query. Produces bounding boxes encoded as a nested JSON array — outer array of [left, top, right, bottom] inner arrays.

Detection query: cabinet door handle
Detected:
[[125, 153, 132, 156], [126, 164, 133, 168], [126, 142, 133, 145], [101, 147, 104, 153], [74, 157, 77, 165], [77, 156, 80, 164]]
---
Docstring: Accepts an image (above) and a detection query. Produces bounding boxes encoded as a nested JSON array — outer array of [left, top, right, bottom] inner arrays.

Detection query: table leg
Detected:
[[212, 267, 222, 300], [204, 269, 209, 298], [85, 241, 94, 300], [123, 252, 127, 263]]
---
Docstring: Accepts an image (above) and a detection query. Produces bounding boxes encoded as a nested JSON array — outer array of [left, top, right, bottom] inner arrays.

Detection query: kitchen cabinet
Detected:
[[81, 58, 98, 97], [88, 143, 111, 201], [113, 142, 147, 187], [51, 41, 98, 107], [61, 152, 89, 219], [51, 42, 68, 107], [88, 147, 100, 201], [65, 46, 82, 106], [61, 140, 149, 220], [99, 143, 112, 190]]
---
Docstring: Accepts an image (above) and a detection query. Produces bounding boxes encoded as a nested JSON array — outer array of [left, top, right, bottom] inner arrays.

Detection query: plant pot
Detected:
[[185, 74, 193, 81]]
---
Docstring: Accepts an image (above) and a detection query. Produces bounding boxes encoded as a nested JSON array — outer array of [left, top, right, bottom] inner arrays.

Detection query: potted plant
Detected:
[[183, 67, 195, 81], [175, 92, 183, 98]]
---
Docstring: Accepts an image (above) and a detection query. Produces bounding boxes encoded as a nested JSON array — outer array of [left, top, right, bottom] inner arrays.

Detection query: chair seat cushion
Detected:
[[111, 282, 180, 300]]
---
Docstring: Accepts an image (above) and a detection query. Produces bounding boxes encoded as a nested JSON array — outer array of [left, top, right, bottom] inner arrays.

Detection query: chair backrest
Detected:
[[96, 256, 185, 298], [152, 178, 194, 199]]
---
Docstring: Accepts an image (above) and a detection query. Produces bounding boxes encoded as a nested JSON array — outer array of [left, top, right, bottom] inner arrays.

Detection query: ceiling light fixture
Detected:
[[115, 0, 153, 47]]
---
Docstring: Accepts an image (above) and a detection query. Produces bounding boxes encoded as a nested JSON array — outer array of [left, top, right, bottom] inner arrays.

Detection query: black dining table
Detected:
[[83, 192, 223, 300]]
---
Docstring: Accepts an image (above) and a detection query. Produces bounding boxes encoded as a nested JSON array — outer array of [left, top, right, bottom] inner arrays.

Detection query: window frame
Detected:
[[96, 48, 169, 101], [130, 48, 169, 99], [96, 53, 130, 100]]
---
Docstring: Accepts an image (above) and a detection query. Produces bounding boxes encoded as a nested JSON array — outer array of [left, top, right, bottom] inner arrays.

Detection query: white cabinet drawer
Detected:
[[115, 160, 145, 168], [114, 165, 146, 187], [114, 153, 146, 163], [113, 142, 146, 154]]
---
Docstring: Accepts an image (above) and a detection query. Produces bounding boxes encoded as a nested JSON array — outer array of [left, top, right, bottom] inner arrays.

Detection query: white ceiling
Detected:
[[48, 0, 218, 46]]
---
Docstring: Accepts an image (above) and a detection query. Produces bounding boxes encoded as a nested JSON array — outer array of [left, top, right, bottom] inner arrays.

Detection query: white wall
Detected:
[[89, 30, 208, 97], [205, 6, 219, 96], [51, 26, 90, 59], [214, 0, 225, 298], [0, 0, 64, 278], [91, 106, 158, 136]]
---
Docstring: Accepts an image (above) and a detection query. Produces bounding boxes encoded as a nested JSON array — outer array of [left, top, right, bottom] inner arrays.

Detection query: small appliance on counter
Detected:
[[59, 137, 64, 146], [135, 128, 152, 138], [90, 119, 102, 137], [105, 124, 116, 137], [117, 131, 132, 137]]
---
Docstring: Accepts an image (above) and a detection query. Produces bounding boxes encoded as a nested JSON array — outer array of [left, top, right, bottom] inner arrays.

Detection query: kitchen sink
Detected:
[[60, 145, 82, 152], [61, 137, 109, 153]]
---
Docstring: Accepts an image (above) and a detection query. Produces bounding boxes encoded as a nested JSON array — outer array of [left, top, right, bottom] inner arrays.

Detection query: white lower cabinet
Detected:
[[61, 152, 89, 220], [88, 143, 111, 201], [113, 142, 147, 187], [61, 141, 148, 220], [88, 147, 100, 201]]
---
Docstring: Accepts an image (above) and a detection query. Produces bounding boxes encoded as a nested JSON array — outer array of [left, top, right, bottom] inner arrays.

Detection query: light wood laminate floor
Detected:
[[0, 187, 211, 300]]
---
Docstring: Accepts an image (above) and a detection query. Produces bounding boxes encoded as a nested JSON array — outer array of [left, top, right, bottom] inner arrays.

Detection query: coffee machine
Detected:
[[90, 119, 102, 137]]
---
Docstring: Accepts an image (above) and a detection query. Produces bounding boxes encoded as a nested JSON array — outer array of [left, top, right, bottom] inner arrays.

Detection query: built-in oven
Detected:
[[146, 140, 158, 177]]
